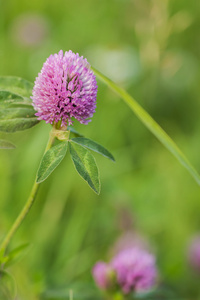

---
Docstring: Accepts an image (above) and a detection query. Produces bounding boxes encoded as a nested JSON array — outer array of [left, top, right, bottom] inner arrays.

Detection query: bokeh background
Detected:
[[0, 0, 200, 299]]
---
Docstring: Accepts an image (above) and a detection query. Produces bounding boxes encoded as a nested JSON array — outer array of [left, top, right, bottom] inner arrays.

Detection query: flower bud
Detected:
[[92, 262, 115, 290]]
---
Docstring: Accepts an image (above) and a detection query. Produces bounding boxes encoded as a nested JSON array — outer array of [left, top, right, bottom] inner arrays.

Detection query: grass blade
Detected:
[[92, 67, 200, 185]]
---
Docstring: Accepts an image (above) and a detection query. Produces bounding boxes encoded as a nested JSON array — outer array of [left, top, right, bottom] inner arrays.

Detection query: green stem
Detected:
[[111, 291, 125, 300], [0, 128, 55, 254]]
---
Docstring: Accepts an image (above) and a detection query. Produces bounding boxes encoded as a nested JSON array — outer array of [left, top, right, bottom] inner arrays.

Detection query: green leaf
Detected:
[[71, 137, 115, 161], [0, 90, 23, 103], [0, 271, 17, 300], [36, 142, 68, 183], [0, 139, 16, 149], [0, 90, 32, 107], [0, 118, 38, 132], [0, 76, 33, 98], [69, 141, 100, 194], [0, 107, 39, 132], [0, 107, 36, 119], [67, 126, 84, 137], [92, 67, 200, 186], [4, 243, 30, 268]]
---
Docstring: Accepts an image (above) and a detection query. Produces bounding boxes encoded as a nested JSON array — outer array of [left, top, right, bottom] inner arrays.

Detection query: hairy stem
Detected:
[[0, 128, 55, 254]]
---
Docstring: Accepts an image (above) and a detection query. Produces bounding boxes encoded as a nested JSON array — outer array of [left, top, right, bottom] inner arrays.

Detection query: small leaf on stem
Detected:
[[4, 243, 30, 268], [69, 141, 100, 194], [36, 142, 68, 183], [71, 137, 115, 161]]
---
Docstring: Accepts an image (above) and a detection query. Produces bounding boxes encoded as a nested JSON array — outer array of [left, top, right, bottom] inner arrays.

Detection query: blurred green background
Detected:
[[1, 0, 200, 299]]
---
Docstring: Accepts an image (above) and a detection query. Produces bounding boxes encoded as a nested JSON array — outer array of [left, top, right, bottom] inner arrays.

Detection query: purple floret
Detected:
[[31, 50, 97, 126], [111, 248, 157, 294]]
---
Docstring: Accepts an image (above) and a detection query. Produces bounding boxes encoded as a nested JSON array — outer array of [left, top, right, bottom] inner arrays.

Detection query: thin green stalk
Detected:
[[0, 128, 55, 254], [92, 67, 200, 186]]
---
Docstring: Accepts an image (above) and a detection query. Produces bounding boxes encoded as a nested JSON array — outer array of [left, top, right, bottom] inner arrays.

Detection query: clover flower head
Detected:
[[111, 247, 157, 294], [31, 50, 97, 126], [92, 262, 114, 290]]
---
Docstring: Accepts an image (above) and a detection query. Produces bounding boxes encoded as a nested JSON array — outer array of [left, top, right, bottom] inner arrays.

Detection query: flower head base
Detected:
[[31, 50, 97, 126]]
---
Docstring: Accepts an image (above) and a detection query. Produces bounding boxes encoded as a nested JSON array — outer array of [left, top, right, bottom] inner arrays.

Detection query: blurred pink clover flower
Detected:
[[92, 247, 157, 294]]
